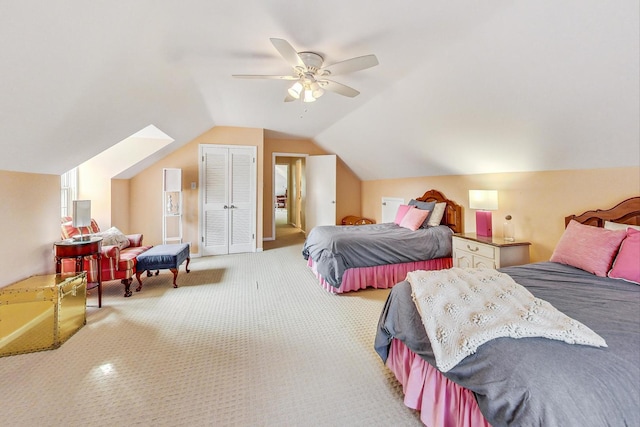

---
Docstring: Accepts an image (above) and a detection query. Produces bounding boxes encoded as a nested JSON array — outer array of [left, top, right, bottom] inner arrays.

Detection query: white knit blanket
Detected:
[[407, 268, 607, 372]]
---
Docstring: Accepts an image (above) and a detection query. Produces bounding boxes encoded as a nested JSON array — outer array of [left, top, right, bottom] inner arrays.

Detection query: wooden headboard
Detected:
[[415, 189, 464, 234], [565, 197, 640, 228]]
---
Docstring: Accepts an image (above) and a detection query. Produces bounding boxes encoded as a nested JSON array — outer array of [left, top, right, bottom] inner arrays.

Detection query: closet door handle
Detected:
[[230, 205, 236, 209], [223, 205, 228, 209]]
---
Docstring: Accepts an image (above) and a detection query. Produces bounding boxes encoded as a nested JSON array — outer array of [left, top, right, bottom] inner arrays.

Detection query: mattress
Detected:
[[375, 262, 640, 426]]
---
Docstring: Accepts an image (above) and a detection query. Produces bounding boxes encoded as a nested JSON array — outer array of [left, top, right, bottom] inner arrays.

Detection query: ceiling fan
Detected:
[[233, 38, 379, 103]]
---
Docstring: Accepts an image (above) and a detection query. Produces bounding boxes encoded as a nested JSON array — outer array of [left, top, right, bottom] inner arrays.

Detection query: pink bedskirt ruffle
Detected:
[[387, 338, 491, 427], [306, 257, 452, 294]]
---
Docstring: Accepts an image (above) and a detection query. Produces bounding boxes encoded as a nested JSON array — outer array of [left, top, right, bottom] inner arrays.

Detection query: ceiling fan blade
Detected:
[[320, 80, 360, 98], [319, 54, 379, 76], [284, 94, 296, 102], [232, 74, 298, 80], [270, 38, 306, 70]]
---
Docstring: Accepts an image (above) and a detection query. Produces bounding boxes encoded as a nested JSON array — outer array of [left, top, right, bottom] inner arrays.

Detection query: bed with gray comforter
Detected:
[[302, 223, 453, 288], [375, 261, 640, 426]]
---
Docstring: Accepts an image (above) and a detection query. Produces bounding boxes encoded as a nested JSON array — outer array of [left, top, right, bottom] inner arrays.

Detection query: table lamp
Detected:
[[469, 190, 498, 237], [72, 200, 92, 241]]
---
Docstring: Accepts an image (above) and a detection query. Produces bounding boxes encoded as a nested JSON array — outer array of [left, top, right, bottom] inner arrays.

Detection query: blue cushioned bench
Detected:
[[135, 243, 190, 292]]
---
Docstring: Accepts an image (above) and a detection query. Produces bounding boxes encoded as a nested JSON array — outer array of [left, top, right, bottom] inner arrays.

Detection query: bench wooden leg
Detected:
[[122, 278, 133, 297], [170, 268, 179, 288], [135, 271, 143, 292]]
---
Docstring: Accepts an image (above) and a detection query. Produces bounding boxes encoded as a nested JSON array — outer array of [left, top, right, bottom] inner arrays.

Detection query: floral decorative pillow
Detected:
[[550, 220, 626, 277], [94, 227, 130, 249]]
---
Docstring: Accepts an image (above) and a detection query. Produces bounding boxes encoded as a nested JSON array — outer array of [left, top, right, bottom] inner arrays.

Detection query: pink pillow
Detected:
[[608, 228, 640, 284], [550, 220, 626, 277], [399, 208, 430, 231], [394, 204, 414, 225]]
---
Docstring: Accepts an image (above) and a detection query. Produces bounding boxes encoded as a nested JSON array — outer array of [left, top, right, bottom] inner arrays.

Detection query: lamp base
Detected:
[[476, 210, 493, 237]]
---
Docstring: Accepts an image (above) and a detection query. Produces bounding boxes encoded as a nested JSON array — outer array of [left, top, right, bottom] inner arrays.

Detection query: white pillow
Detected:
[[604, 221, 640, 231], [427, 202, 446, 227], [94, 227, 130, 249]]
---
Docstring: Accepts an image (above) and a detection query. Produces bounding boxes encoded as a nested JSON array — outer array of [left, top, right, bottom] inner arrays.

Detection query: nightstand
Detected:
[[452, 233, 531, 269]]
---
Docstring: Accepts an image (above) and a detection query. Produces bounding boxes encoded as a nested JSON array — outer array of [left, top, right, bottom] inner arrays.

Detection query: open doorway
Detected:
[[274, 164, 289, 226], [271, 153, 306, 246]]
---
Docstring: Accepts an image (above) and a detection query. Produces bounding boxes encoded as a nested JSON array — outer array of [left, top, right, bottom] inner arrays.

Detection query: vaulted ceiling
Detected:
[[1, 1, 638, 181]]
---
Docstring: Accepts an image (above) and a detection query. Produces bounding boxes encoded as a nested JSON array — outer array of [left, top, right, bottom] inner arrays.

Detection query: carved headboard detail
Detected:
[[415, 189, 464, 234], [565, 197, 640, 228]]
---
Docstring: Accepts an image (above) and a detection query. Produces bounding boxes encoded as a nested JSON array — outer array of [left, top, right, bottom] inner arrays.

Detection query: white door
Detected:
[[228, 148, 255, 254], [381, 197, 405, 223], [305, 154, 336, 234], [200, 145, 256, 256]]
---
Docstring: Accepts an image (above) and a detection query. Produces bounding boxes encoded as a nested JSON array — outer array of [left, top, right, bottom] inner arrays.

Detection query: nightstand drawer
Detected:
[[453, 238, 495, 259]]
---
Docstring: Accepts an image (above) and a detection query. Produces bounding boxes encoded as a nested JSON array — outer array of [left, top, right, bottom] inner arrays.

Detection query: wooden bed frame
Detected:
[[386, 195, 640, 426], [565, 196, 640, 227], [414, 189, 464, 234], [309, 189, 463, 294]]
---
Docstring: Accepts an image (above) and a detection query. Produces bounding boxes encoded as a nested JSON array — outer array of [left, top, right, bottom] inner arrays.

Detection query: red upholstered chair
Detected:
[[59, 217, 152, 297]]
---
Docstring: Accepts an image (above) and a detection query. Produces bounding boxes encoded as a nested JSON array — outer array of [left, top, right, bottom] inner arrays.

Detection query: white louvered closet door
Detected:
[[200, 145, 256, 256], [228, 148, 254, 253]]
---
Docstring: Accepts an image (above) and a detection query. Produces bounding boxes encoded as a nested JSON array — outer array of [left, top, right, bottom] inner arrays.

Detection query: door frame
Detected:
[[269, 152, 307, 242]]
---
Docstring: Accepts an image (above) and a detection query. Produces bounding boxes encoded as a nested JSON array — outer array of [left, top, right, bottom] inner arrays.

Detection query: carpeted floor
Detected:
[[0, 223, 422, 426]]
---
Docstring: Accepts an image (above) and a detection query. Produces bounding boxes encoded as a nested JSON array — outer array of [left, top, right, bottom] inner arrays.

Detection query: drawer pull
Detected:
[[467, 244, 479, 252]]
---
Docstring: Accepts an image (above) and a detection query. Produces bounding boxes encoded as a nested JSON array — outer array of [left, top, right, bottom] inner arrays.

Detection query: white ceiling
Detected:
[[1, 1, 638, 180]]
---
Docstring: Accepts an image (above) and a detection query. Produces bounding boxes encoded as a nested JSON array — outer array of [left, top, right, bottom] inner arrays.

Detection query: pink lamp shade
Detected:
[[469, 190, 498, 238]]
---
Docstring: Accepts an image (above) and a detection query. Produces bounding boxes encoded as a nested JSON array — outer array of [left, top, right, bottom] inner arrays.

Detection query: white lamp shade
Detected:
[[287, 81, 303, 99], [303, 89, 316, 103], [310, 82, 324, 98], [469, 190, 498, 211], [72, 200, 91, 228]]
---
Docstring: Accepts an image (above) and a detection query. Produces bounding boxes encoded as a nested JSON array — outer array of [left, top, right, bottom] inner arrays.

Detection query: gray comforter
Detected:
[[302, 223, 453, 287], [375, 262, 640, 426]]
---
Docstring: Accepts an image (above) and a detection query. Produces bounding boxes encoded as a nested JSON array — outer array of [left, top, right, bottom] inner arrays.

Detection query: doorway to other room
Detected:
[[270, 154, 306, 248]]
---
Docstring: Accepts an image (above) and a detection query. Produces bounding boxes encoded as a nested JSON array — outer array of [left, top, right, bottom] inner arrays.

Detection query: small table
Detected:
[[54, 237, 103, 307], [135, 243, 191, 292], [452, 233, 531, 269]]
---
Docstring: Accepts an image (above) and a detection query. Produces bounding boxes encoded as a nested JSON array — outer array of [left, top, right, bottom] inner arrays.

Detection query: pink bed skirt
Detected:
[[387, 339, 491, 427], [306, 257, 452, 294]]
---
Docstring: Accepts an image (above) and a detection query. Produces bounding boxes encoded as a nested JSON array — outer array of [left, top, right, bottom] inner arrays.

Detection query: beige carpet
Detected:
[[1, 225, 422, 426]]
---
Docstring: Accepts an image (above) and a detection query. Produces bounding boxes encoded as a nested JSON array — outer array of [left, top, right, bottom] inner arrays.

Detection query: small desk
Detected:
[[54, 237, 103, 307]]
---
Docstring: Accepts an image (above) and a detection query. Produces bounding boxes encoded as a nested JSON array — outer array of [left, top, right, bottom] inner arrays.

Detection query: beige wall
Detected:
[[0, 157, 636, 289], [362, 166, 640, 262], [0, 171, 60, 287], [129, 126, 264, 253], [78, 159, 111, 229], [111, 179, 130, 233], [263, 138, 362, 239]]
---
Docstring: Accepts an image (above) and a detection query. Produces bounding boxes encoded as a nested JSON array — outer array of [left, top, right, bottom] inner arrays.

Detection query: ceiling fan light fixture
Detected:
[[234, 38, 378, 103], [303, 89, 316, 103], [287, 81, 303, 99], [310, 82, 324, 98]]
